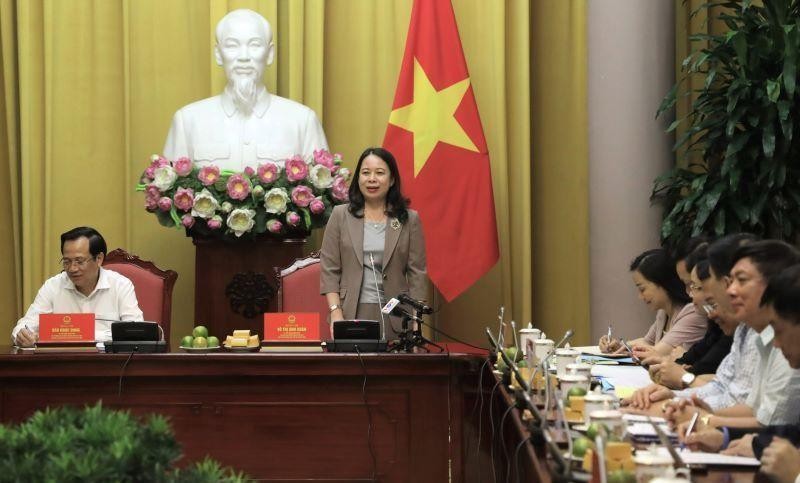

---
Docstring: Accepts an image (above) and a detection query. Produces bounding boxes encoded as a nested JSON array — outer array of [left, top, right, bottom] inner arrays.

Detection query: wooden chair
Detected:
[[275, 253, 330, 340], [103, 248, 178, 344]]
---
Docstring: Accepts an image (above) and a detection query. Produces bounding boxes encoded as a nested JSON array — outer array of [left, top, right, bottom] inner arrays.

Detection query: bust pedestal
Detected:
[[192, 236, 307, 339]]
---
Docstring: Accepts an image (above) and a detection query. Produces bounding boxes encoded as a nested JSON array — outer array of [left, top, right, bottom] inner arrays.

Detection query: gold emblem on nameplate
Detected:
[[391, 219, 401, 230]]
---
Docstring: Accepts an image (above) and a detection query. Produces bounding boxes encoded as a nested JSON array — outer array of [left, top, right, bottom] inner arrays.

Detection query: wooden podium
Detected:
[[192, 235, 308, 339]]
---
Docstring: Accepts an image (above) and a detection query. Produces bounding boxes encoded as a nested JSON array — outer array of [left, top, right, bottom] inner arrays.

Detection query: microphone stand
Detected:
[[486, 328, 573, 481], [390, 308, 443, 353]]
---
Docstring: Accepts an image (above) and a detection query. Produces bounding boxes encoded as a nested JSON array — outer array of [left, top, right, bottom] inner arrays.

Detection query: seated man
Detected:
[[11, 227, 144, 346], [624, 234, 758, 410], [666, 240, 800, 428], [682, 264, 800, 483]]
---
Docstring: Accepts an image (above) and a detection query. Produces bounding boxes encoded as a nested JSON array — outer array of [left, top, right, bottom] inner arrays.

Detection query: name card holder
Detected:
[[262, 313, 322, 352], [36, 313, 97, 352]]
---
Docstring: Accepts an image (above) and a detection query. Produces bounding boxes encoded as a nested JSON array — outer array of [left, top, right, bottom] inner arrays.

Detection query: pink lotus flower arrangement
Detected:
[[137, 150, 350, 240]]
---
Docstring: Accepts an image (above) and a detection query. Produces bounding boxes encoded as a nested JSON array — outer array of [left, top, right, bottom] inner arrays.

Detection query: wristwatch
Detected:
[[681, 371, 696, 388], [328, 304, 341, 313]]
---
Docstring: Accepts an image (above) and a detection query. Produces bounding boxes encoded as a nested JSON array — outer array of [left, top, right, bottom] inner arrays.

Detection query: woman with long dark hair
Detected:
[[319, 147, 427, 341], [599, 248, 707, 357]]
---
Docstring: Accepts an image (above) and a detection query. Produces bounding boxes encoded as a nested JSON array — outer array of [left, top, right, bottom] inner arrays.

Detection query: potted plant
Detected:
[[0, 403, 247, 482], [652, 0, 800, 249]]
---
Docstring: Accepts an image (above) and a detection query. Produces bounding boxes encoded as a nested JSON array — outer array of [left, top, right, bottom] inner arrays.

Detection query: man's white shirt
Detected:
[[746, 324, 800, 425], [11, 268, 144, 343]]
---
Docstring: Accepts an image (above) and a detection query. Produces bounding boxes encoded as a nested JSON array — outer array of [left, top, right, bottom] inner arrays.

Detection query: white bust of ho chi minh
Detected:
[[163, 9, 328, 171]]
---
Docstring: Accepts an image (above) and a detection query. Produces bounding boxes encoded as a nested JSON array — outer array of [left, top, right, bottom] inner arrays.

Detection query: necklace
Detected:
[[366, 217, 385, 229], [364, 208, 387, 228]]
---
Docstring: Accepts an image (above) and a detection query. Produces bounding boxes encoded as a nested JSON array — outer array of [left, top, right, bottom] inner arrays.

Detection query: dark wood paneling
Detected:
[[0, 347, 481, 482]]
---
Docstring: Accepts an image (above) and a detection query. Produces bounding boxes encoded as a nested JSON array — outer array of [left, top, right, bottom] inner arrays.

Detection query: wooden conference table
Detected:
[[0, 344, 760, 482], [0, 343, 527, 483]]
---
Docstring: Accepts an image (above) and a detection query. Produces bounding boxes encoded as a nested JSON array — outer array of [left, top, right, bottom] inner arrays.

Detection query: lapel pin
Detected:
[[391, 219, 401, 230]]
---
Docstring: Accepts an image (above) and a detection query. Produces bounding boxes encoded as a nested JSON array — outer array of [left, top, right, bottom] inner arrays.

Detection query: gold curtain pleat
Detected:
[[0, 0, 22, 326], [531, 1, 589, 344], [0, 0, 587, 349]]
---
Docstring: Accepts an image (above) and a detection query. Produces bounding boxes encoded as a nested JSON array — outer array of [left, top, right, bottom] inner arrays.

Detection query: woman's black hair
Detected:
[[630, 248, 691, 306], [347, 147, 410, 223], [761, 264, 800, 324]]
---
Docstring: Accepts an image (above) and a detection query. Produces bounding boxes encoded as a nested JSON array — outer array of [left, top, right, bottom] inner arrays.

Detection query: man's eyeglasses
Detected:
[[702, 301, 719, 316], [60, 257, 95, 269]]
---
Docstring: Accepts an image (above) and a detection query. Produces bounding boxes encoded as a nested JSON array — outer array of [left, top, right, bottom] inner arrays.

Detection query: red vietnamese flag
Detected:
[[383, 0, 499, 301]]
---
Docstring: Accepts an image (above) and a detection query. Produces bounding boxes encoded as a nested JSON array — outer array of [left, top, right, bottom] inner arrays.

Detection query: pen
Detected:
[[607, 325, 612, 341], [681, 411, 699, 450]]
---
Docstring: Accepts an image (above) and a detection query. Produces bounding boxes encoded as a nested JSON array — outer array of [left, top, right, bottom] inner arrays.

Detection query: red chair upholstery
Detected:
[[275, 253, 330, 340], [103, 248, 178, 344]]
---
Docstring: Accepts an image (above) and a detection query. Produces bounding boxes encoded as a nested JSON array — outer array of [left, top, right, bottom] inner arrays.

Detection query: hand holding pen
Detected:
[[599, 324, 623, 353]]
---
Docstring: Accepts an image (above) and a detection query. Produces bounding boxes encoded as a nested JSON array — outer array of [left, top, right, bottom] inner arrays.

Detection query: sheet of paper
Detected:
[[591, 365, 653, 389], [580, 354, 635, 364], [622, 414, 667, 424], [653, 447, 760, 467], [573, 345, 631, 358], [614, 386, 637, 399], [627, 422, 677, 438]]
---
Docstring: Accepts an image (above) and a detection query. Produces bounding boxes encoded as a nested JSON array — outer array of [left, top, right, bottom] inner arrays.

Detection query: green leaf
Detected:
[[731, 198, 750, 222], [725, 131, 750, 157], [714, 207, 727, 235], [784, 40, 797, 97], [666, 119, 681, 133], [169, 206, 182, 227], [695, 183, 724, 227], [777, 100, 792, 121], [767, 79, 781, 103], [762, 123, 776, 158], [657, 83, 679, 117], [254, 208, 267, 233], [751, 192, 769, 223], [730, 31, 748, 70]]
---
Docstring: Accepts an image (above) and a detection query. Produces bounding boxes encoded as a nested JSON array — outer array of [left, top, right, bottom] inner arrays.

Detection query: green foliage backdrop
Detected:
[[653, 0, 800, 248]]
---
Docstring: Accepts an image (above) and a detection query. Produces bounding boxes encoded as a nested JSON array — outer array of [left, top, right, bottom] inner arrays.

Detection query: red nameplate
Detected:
[[38, 313, 95, 343], [263, 312, 320, 343]]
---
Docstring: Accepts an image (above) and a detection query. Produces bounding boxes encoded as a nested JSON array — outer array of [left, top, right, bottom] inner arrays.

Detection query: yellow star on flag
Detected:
[[388, 58, 479, 176]]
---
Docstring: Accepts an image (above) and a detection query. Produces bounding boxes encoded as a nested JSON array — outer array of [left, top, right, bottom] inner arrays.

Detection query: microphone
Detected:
[[397, 293, 433, 314], [368, 253, 388, 340], [387, 304, 423, 324], [554, 329, 574, 350], [381, 297, 400, 315], [485, 327, 500, 352]]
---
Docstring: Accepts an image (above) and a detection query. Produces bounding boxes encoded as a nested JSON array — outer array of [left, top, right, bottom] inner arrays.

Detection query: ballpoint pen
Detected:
[[681, 411, 699, 450], [607, 325, 612, 342]]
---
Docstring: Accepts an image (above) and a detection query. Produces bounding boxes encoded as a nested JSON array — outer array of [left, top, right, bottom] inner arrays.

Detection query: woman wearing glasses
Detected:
[[599, 247, 708, 358]]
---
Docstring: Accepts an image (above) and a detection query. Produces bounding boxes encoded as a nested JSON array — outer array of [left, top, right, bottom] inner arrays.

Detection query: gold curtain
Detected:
[[0, 0, 589, 348], [530, 1, 589, 344], [0, 0, 22, 327]]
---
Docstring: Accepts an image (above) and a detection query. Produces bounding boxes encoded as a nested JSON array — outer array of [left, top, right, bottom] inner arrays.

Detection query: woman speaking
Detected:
[[320, 147, 428, 341]]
